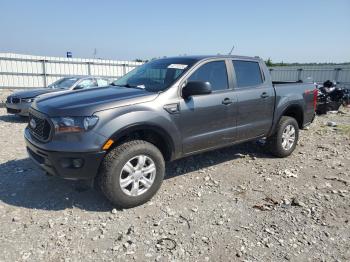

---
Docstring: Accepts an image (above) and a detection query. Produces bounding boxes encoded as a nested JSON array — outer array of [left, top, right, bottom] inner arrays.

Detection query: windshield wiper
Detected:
[[112, 83, 145, 89]]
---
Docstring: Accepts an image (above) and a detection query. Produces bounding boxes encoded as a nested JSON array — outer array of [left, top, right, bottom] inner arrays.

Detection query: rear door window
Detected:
[[78, 79, 98, 89], [96, 78, 109, 87], [232, 60, 263, 88], [188, 61, 229, 91]]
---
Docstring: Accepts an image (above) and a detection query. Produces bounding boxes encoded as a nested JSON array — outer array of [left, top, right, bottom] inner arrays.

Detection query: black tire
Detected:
[[267, 116, 299, 158], [98, 140, 165, 209]]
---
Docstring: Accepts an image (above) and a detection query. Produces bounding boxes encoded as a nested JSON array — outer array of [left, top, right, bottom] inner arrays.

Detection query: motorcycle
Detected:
[[316, 80, 350, 114]]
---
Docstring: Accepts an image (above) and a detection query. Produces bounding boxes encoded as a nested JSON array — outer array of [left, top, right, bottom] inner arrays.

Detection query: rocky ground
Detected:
[[0, 90, 14, 105], [0, 107, 349, 262]]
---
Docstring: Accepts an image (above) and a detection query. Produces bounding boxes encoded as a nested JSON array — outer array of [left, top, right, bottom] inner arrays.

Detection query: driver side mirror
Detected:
[[73, 85, 84, 90], [182, 81, 212, 99]]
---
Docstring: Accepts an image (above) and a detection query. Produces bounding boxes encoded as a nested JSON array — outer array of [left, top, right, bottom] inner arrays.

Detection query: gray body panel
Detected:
[[24, 55, 316, 179], [270, 82, 316, 134], [33, 86, 158, 116], [9, 88, 62, 98]]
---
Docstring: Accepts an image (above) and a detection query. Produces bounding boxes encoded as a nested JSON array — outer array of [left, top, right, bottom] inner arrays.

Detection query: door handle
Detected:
[[222, 98, 233, 105], [261, 92, 269, 99]]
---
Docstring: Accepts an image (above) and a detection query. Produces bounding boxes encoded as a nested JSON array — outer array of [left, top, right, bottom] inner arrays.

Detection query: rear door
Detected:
[[178, 59, 237, 154], [231, 60, 274, 140]]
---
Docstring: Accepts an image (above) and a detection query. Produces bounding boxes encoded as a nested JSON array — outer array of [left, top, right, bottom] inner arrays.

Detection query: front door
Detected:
[[178, 60, 236, 154]]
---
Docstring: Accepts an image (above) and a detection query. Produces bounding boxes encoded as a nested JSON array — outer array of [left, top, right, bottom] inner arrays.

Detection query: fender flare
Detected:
[[268, 103, 304, 136], [109, 123, 176, 160]]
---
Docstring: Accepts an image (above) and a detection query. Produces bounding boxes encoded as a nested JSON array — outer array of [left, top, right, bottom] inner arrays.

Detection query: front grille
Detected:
[[12, 97, 20, 104], [6, 96, 20, 104], [28, 110, 52, 142]]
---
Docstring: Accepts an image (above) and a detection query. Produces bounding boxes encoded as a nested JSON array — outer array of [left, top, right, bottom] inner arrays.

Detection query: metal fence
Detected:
[[269, 65, 350, 89], [0, 53, 143, 89], [1, 53, 349, 90]]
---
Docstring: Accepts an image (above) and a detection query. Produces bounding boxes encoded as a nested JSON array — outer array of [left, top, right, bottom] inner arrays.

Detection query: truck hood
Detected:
[[32, 86, 158, 116], [10, 88, 61, 98]]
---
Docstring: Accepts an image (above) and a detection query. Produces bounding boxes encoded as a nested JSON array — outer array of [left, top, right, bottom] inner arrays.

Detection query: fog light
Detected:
[[72, 158, 84, 168]]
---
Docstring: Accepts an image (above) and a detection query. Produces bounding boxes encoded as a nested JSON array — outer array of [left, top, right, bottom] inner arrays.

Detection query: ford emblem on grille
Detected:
[[30, 118, 37, 129]]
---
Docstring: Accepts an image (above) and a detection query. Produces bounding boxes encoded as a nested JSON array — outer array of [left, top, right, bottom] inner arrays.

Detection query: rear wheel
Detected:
[[267, 116, 299, 158], [98, 140, 165, 208]]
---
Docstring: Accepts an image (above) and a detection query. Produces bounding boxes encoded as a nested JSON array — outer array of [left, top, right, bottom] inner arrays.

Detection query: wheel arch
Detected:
[[280, 104, 304, 128], [269, 103, 304, 136], [108, 123, 175, 161]]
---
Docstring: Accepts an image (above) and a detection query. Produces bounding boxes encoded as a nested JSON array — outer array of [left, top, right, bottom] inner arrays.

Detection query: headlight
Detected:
[[22, 98, 35, 103], [51, 116, 99, 134]]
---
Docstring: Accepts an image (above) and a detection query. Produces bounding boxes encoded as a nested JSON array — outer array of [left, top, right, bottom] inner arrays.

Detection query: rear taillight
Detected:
[[313, 89, 318, 110]]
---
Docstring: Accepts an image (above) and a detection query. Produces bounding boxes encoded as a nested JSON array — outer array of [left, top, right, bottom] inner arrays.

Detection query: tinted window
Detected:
[[49, 77, 79, 89], [232, 60, 263, 88], [188, 61, 228, 91], [78, 79, 97, 89], [97, 78, 109, 87]]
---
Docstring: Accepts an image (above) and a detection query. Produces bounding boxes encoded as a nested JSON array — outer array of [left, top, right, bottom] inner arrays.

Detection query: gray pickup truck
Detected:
[[24, 55, 317, 208]]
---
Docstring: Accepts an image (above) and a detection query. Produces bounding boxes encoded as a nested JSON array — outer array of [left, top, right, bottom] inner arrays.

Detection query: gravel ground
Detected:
[[0, 90, 14, 105], [0, 107, 349, 261]]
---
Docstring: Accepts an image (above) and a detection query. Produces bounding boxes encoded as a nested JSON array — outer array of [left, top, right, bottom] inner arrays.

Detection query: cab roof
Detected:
[[163, 55, 262, 62]]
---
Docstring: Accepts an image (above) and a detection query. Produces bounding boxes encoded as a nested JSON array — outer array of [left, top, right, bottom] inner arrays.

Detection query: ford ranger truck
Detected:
[[24, 55, 317, 208]]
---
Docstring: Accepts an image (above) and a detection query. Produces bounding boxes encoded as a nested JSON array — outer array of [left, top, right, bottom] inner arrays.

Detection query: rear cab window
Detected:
[[232, 60, 263, 88], [188, 60, 229, 91]]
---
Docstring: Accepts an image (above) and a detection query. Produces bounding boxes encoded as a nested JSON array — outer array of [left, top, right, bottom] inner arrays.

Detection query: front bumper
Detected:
[[25, 136, 106, 180], [6, 102, 31, 116]]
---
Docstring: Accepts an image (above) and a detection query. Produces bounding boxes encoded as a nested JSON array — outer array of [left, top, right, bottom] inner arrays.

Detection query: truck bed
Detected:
[[272, 81, 316, 129]]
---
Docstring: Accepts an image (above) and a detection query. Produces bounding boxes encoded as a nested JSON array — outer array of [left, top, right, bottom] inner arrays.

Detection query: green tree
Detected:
[[266, 58, 273, 67]]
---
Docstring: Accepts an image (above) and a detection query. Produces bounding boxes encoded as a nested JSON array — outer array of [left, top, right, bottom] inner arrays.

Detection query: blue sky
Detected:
[[0, 0, 349, 63]]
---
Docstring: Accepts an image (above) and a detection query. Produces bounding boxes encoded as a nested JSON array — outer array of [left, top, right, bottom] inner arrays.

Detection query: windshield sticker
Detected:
[[168, 64, 188, 70]]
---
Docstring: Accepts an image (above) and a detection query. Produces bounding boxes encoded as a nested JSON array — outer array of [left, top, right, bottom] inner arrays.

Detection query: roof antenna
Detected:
[[228, 44, 235, 55]]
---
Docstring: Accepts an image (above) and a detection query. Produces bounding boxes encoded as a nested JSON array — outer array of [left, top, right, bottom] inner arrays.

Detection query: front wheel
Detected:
[[98, 140, 165, 208], [267, 116, 299, 158]]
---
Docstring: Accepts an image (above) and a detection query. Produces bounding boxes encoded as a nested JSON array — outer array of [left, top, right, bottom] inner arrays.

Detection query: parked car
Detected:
[[6, 76, 110, 116], [25, 55, 317, 208]]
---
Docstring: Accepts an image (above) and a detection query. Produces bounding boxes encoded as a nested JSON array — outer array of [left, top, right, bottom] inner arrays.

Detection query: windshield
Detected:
[[49, 77, 79, 89], [112, 58, 196, 92]]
